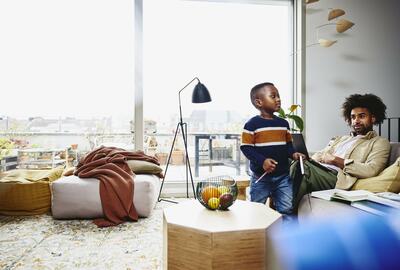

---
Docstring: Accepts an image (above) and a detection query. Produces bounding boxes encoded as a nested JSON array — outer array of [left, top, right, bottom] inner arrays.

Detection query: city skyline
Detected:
[[0, 108, 249, 134]]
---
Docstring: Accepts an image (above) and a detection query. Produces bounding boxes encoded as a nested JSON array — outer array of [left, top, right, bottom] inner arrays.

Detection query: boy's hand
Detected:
[[263, 158, 278, 173], [292, 152, 306, 161]]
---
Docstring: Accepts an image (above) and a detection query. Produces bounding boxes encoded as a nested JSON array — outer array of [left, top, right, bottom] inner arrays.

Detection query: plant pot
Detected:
[[155, 153, 168, 165], [171, 150, 185, 165]]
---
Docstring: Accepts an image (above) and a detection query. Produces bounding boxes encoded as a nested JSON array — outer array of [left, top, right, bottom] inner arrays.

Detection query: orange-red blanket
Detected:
[[74, 146, 160, 227]]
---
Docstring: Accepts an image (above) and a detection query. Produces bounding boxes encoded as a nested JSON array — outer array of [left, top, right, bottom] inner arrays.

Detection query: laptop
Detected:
[[291, 134, 310, 159], [291, 133, 337, 173]]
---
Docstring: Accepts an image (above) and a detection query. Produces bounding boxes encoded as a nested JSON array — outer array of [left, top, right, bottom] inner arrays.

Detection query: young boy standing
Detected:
[[240, 82, 304, 215]]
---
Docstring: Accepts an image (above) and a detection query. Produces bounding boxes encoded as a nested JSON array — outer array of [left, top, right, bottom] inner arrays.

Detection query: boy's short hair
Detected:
[[250, 82, 274, 109]]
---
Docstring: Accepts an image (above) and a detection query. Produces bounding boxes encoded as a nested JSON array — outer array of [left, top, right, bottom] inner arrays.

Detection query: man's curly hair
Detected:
[[342, 93, 387, 125]]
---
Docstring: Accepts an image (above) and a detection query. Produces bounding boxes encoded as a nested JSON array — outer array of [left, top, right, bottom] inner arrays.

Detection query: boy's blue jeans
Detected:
[[250, 171, 293, 215]]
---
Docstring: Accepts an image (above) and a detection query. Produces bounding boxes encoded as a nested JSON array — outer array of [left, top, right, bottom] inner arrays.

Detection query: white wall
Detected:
[[305, 0, 400, 151]]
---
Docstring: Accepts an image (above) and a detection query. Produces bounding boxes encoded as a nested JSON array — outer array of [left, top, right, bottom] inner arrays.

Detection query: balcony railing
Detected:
[[0, 131, 249, 178]]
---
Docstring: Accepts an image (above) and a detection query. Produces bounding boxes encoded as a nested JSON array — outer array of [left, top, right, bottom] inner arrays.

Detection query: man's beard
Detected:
[[352, 124, 372, 135]]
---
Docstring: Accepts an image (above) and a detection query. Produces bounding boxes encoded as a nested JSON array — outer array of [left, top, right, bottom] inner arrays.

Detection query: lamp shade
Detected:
[[318, 39, 337, 47], [192, 82, 211, 103], [336, 19, 355, 33], [328, 9, 345, 21]]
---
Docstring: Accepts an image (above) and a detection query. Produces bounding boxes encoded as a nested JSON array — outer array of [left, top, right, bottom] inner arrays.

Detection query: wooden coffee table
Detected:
[[163, 199, 281, 270]]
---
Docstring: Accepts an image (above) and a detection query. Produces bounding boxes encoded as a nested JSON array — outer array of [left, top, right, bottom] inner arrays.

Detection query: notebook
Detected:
[[291, 133, 336, 173]]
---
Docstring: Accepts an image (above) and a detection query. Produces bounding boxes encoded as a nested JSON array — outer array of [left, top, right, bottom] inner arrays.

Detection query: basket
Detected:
[[196, 175, 238, 210]]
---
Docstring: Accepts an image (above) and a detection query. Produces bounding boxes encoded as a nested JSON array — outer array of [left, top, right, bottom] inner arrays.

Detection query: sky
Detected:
[[1, 0, 292, 127], [143, 0, 292, 123], [0, 0, 134, 119]]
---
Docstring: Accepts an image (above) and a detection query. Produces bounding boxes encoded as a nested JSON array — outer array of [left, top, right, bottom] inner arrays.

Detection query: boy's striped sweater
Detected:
[[240, 115, 294, 176]]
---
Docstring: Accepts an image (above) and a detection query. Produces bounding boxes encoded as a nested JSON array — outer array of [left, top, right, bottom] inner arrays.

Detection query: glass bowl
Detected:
[[196, 175, 238, 210]]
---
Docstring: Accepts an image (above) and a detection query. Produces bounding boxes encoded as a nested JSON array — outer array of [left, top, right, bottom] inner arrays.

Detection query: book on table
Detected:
[[366, 193, 400, 209], [331, 189, 372, 202], [311, 189, 400, 216], [376, 192, 400, 202], [311, 189, 371, 202]]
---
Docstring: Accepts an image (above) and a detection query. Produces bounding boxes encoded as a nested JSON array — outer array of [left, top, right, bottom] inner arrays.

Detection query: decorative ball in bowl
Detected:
[[196, 175, 238, 210]]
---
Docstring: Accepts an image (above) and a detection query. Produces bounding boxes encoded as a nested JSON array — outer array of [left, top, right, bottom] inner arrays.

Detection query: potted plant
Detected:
[[277, 104, 304, 133], [0, 138, 17, 171], [0, 138, 14, 160]]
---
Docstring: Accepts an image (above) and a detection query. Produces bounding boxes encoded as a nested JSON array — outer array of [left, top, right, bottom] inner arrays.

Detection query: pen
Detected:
[[255, 160, 278, 183], [255, 171, 267, 183]]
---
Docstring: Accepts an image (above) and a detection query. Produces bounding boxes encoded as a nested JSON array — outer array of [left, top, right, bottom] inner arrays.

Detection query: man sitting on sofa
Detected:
[[291, 93, 390, 211]]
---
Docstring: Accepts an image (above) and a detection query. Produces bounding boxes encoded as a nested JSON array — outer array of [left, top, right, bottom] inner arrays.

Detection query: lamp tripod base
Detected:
[[157, 121, 196, 203]]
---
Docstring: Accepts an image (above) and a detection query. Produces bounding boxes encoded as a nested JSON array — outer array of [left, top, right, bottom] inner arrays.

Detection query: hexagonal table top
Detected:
[[164, 199, 281, 233]]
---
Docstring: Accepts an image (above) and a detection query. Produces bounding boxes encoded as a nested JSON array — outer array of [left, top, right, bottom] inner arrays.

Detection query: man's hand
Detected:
[[263, 158, 278, 173], [321, 153, 344, 169], [292, 152, 307, 161], [321, 153, 335, 164]]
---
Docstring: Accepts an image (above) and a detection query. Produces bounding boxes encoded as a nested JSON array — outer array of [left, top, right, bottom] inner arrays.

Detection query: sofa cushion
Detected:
[[51, 174, 160, 219], [351, 157, 400, 193], [388, 142, 400, 166]]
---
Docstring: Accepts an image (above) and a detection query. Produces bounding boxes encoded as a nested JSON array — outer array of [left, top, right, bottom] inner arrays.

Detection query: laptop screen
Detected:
[[291, 133, 310, 159]]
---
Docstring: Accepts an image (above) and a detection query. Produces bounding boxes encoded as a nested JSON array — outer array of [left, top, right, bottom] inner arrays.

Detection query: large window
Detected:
[[0, 0, 135, 152], [1, 0, 296, 182], [143, 0, 293, 179]]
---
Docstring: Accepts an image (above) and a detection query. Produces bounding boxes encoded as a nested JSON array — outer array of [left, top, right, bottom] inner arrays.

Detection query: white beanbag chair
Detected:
[[51, 174, 160, 219]]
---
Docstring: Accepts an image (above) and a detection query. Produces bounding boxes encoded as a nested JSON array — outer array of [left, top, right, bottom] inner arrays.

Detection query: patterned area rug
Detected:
[[0, 201, 178, 270]]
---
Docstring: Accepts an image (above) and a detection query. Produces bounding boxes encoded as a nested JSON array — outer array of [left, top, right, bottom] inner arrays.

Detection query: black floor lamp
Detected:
[[157, 77, 211, 203]]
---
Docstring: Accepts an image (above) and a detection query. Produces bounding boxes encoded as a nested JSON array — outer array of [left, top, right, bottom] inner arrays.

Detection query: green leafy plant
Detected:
[[0, 138, 14, 159], [277, 105, 304, 132]]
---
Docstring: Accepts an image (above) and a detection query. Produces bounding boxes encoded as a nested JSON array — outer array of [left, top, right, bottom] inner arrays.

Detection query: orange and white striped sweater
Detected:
[[240, 115, 294, 176]]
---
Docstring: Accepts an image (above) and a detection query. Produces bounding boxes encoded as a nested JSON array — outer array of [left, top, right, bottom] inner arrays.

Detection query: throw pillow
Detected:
[[62, 167, 75, 176], [352, 157, 400, 193], [126, 159, 163, 174]]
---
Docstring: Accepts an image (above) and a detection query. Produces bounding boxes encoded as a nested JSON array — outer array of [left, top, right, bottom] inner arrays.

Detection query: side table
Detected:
[[163, 199, 281, 270]]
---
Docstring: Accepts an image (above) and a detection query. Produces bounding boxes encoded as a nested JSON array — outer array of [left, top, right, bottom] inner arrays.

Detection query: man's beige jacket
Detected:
[[312, 131, 390, 190]]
